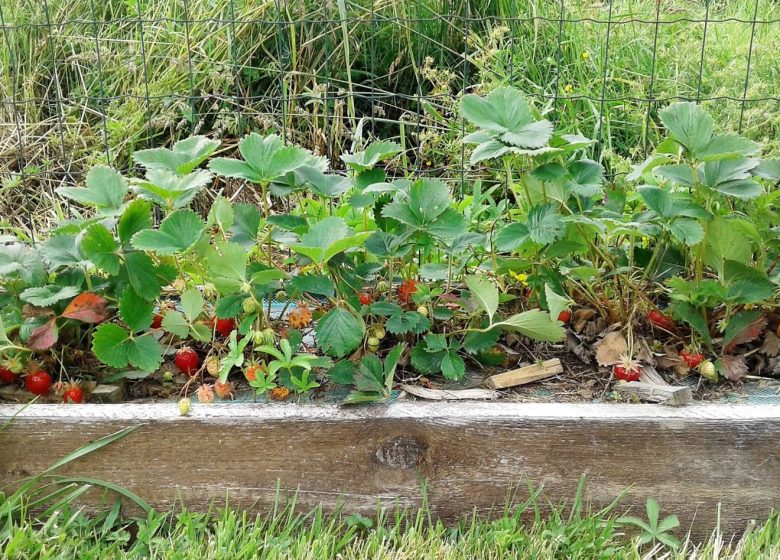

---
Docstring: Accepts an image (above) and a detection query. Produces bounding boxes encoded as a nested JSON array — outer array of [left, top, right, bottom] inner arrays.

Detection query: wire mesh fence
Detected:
[[1, 0, 778, 203]]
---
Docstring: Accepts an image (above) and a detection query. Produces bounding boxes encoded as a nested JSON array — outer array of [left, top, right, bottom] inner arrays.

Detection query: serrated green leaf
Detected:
[[658, 102, 713, 156], [126, 334, 163, 372], [290, 217, 370, 265], [206, 243, 248, 294], [463, 327, 500, 354], [208, 196, 234, 231], [288, 273, 335, 298], [527, 203, 564, 245], [20, 285, 80, 307], [92, 323, 130, 368], [124, 251, 163, 300], [493, 309, 564, 342], [131, 209, 206, 255], [81, 224, 120, 275], [544, 284, 572, 322], [566, 159, 604, 197], [668, 301, 711, 344], [56, 165, 127, 212], [494, 222, 531, 252], [161, 310, 189, 338], [441, 351, 465, 381], [315, 306, 365, 357], [134, 135, 219, 175], [666, 218, 703, 245], [385, 311, 430, 335], [118, 199, 153, 244], [410, 342, 444, 374], [465, 275, 499, 322], [180, 288, 204, 322], [119, 287, 154, 332]]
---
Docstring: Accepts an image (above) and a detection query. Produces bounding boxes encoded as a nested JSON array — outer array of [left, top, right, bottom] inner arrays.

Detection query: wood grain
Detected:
[[614, 382, 693, 406], [1, 402, 778, 539], [484, 358, 563, 389]]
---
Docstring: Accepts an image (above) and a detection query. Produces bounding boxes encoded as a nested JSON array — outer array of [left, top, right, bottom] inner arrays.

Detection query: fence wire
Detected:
[[0, 0, 778, 196]]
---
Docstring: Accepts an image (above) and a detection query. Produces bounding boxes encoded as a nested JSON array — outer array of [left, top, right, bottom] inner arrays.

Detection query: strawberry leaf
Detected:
[[81, 224, 120, 275], [723, 310, 767, 353], [131, 209, 206, 255], [20, 285, 80, 307], [61, 292, 110, 323], [92, 323, 131, 368], [28, 318, 58, 350], [316, 306, 365, 358], [126, 335, 163, 372], [718, 355, 748, 382], [119, 287, 154, 333]]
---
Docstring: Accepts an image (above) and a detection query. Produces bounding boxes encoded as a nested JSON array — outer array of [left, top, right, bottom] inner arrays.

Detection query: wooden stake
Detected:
[[484, 358, 563, 389], [615, 382, 692, 406]]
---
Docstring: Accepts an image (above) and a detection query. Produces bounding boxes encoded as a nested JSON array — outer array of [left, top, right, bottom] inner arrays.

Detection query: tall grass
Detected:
[[0, 0, 778, 216]]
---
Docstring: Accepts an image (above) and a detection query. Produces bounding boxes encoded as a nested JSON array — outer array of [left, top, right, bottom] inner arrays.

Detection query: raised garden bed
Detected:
[[1, 89, 779, 542], [1, 401, 778, 541]]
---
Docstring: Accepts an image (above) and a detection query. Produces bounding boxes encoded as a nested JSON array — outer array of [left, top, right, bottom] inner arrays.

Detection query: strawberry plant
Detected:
[[0, 87, 776, 405]]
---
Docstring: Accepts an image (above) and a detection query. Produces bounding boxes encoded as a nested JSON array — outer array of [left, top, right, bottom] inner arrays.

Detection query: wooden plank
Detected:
[[614, 382, 693, 406], [484, 358, 563, 389], [1, 402, 778, 539], [399, 384, 498, 400]]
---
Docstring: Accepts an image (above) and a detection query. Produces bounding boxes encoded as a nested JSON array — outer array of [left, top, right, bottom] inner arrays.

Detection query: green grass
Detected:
[[1, 0, 777, 181], [2, 491, 779, 559]]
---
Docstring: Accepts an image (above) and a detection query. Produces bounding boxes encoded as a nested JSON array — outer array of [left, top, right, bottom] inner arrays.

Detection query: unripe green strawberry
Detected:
[[698, 360, 717, 381], [250, 330, 264, 345], [4, 355, 24, 374], [369, 325, 386, 340], [367, 337, 380, 352], [242, 297, 258, 314], [417, 305, 428, 317], [178, 397, 191, 416], [376, 281, 390, 293], [276, 290, 287, 300], [260, 328, 276, 346], [162, 371, 174, 383]]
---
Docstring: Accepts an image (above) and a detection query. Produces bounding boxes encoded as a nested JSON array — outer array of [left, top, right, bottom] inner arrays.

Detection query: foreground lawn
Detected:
[[2, 494, 778, 559]]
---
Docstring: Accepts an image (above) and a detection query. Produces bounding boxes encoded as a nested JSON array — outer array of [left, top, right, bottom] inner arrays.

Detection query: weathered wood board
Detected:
[[1, 402, 778, 539]]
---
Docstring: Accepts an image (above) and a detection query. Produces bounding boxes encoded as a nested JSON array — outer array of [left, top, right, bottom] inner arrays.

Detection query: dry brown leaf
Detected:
[[595, 331, 628, 366], [720, 355, 749, 382], [759, 331, 780, 357], [656, 345, 690, 376], [572, 308, 597, 334], [565, 331, 592, 364]]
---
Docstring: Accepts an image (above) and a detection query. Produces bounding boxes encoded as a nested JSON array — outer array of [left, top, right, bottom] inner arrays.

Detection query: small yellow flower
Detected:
[[581, 51, 590, 61], [563, 84, 574, 94], [509, 271, 528, 286]]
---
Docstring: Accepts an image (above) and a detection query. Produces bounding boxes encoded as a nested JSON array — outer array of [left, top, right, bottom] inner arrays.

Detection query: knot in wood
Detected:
[[375, 435, 427, 468]]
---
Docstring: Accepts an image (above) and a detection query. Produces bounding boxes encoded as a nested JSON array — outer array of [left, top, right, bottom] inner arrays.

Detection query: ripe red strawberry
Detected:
[[175, 347, 200, 376], [215, 317, 236, 337], [62, 384, 84, 404], [398, 279, 417, 304], [680, 350, 704, 369], [613, 356, 641, 381], [151, 313, 163, 329], [24, 370, 53, 395], [0, 367, 15, 385], [557, 310, 571, 323], [648, 309, 676, 331], [358, 292, 373, 305]]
